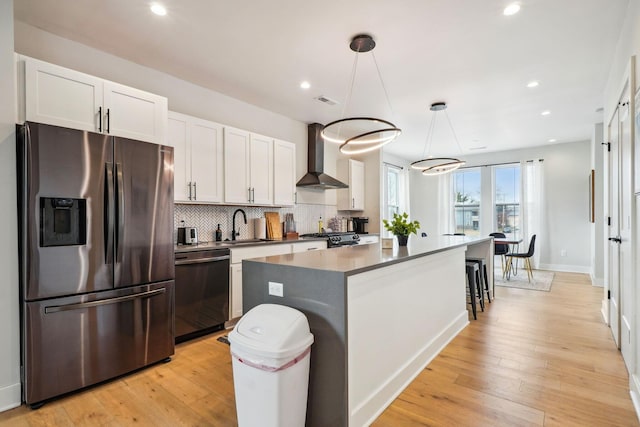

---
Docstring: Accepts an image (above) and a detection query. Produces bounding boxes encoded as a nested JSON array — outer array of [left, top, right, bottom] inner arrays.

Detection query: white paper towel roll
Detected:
[[254, 218, 266, 239]]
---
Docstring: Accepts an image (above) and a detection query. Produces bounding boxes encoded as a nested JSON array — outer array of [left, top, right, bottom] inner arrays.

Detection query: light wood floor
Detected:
[[1, 272, 638, 426]]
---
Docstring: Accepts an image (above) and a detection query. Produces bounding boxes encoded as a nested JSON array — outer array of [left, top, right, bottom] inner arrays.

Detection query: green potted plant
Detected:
[[382, 212, 420, 246]]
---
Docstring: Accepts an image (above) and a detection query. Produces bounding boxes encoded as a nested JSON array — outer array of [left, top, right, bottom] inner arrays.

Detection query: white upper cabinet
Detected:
[[21, 56, 167, 144], [273, 139, 296, 206], [24, 58, 102, 133], [224, 128, 274, 205], [338, 159, 365, 211], [224, 127, 252, 204], [168, 112, 223, 203], [249, 133, 274, 205], [103, 81, 167, 144]]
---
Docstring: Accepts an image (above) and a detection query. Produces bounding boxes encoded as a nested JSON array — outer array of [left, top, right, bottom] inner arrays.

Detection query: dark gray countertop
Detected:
[[174, 236, 327, 253], [245, 235, 492, 276]]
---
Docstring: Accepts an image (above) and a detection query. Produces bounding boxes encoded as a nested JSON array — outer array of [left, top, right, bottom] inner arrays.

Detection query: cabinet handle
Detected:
[[352, 198, 355, 208], [188, 182, 192, 200], [193, 182, 197, 200], [248, 188, 251, 203], [294, 191, 297, 204], [106, 108, 110, 133], [98, 106, 102, 132], [251, 188, 255, 203]]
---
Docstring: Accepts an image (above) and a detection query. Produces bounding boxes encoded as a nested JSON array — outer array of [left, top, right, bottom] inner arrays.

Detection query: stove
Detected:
[[300, 232, 360, 248]]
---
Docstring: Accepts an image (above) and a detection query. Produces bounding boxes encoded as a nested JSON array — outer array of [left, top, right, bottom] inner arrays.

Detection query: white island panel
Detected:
[[347, 247, 468, 426]]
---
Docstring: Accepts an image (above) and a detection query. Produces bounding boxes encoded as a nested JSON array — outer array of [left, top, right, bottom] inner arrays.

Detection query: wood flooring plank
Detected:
[[0, 271, 638, 426]]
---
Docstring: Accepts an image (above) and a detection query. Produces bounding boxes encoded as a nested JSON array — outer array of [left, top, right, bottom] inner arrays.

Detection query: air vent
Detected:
[[315, 95, 339, 106]]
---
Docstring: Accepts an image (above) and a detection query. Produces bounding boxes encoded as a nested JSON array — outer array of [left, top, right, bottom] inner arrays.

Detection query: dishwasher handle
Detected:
[[175, 255, 230, 265]]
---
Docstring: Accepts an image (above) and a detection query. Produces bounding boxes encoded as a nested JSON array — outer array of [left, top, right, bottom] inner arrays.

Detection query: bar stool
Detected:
[[465, 262, 484, 320], [465, 256, 491, 303]]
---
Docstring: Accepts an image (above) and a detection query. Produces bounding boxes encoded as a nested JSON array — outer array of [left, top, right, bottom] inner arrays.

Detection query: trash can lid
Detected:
[[228, 304, 314, 359]]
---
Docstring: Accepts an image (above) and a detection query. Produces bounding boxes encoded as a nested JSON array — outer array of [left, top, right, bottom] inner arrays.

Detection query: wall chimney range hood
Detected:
[[296, 123, 348, 189]]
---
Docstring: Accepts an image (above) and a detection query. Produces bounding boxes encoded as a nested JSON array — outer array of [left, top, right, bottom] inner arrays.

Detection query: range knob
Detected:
[[353, 234, 360, 240], [330, 236, 341, 244]]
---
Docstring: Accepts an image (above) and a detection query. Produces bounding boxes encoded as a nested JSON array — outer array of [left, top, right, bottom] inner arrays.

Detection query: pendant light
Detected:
[[321, 34, 401, 155], [410, 102, 465, 176]]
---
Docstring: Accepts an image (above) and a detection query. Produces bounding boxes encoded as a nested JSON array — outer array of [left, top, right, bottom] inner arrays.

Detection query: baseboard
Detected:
[[601, 299, 609, 324], [0, 382, 21, 413], [631, 374, 640, 423], [590, 274, 604, 287], [538, 263, 590, 274]]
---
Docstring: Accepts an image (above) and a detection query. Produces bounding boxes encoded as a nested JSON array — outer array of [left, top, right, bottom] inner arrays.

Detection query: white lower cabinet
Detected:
[[230, 263, 244, 320], [358, 235, 379, 245], [229, 240, 327, 319], [229, 243, 293, 319], [291, 240, 327, 252]]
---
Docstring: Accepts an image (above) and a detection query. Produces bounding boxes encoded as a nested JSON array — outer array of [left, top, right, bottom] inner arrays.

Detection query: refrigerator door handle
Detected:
[[105, 163, 115, 264], [115, 162, 125, 264], [44, 288, 166, 314]]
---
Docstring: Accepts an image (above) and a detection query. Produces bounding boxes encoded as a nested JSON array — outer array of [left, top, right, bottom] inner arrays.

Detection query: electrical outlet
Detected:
[[560, 249, 567, 257], [268, 281, 284, 297]]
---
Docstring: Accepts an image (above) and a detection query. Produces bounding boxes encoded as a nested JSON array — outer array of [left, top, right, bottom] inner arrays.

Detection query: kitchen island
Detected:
[[242, 235, 493, 426]]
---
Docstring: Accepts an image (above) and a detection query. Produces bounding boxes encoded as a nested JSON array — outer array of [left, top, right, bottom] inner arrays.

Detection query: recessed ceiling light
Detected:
[[527, 80, 539, 88], [548, 138, 557, 143], [150, 3, 167, 16], [541, 110, 551, 116], [300, 81, 311, 90], [503, 3, 521, 16]]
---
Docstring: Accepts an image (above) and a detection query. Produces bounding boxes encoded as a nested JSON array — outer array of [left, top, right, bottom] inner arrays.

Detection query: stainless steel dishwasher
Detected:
[[174, 248, 230, 343]]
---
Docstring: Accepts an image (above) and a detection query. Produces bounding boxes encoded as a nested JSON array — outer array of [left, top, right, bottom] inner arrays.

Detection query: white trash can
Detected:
[[228, 304, 314, 427]]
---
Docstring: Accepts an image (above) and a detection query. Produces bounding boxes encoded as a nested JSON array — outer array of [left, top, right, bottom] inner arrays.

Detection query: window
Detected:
[[383, 163, 401, 221], [453, 168, 481, 236], [494, 165, 520, 239]]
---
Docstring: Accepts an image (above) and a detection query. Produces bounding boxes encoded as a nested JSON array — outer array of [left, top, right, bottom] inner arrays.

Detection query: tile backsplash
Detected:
[[174, 203, 341, 243]]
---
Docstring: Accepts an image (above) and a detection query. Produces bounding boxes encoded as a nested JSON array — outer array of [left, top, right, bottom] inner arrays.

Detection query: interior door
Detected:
[[608, 108, 621, 349], [619, 89, 634, 371]]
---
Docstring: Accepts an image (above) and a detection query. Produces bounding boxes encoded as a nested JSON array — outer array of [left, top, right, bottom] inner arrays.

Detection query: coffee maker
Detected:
[[351, 217, 368, 234]]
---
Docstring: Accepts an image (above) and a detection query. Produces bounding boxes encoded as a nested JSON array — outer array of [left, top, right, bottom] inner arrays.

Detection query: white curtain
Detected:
[[438, 172, 455, 234], [399, 166, 411, 216], [520, 160, 545, 268]]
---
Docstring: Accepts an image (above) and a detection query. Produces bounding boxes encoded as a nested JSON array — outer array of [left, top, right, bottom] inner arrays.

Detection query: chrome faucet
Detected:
[[232, 209, 247, 241]]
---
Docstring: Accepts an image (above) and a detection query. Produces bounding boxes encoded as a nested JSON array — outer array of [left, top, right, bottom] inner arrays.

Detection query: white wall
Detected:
[[591, 122, 605, 286], [0, 0, 21, 412], [409, 169, 440, 238], [410, 140, 592, 272]]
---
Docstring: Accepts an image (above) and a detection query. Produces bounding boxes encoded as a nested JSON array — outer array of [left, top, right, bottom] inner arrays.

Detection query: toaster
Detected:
[[177, 227, 198, 245]]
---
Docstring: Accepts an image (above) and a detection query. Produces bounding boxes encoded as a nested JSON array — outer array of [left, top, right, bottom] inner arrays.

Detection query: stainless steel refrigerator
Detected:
[[17, 122, 175, 407]]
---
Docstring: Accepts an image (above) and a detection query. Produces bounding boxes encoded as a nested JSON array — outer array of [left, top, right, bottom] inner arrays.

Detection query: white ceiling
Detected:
[[14, 0, 629, 160]]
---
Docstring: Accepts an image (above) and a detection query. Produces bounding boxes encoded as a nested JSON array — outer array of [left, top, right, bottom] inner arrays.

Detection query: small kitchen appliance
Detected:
[[351, 217, 369, 234], [177, 227, 198, 245]]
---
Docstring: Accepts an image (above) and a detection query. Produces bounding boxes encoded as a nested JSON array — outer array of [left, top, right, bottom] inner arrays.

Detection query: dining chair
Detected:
[[505, 234, 537, 282], [489, 232, 509, 277]]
